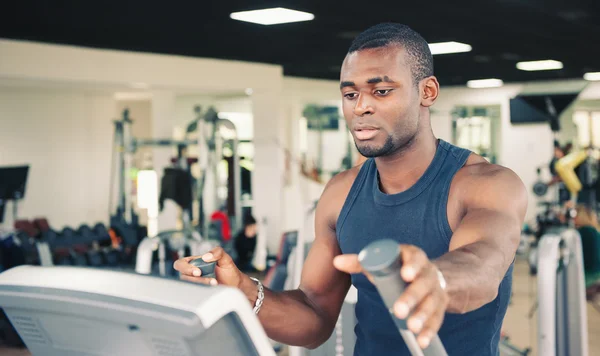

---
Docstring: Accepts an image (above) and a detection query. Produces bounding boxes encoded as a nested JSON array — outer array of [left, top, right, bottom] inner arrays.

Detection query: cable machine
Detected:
[[109, 106, 242, 249]]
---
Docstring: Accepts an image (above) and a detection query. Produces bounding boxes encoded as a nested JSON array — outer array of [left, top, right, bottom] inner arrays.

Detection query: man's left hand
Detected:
[[333, 245, 449, 349]]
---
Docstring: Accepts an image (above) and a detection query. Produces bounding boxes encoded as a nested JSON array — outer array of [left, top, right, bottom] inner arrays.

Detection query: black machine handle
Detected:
[[189, 258, 217, 279], [358, 239, 448, 356]]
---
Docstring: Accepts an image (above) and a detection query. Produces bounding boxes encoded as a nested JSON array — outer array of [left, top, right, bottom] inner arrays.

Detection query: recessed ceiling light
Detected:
[[428, 42, 472, 55], [516, 60, 563, 71], [230, 7, 314, 25], [584, 72, 600, 81], [467, 79, 504, 89]]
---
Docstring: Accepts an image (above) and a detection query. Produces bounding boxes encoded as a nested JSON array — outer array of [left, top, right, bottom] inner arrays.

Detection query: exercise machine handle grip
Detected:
[[358, 239, 448, 356], [190, 258, 216, 278]]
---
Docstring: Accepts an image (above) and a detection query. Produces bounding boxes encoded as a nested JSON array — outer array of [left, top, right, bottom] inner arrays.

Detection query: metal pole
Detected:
[[122, 111, 134, 224], [214, 130, 223, 213], [562, 228, 589, 356], [537, 232, 560, 356], [196, 107, 209, 233], [233, 136, 242, 232]]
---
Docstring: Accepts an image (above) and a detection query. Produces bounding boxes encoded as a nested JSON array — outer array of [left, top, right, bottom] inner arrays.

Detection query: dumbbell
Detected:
[[61, 227, 76, 238], [189, 258, 216, 278], [532, 181, 548, 197], [56, 256, 73, 266], [77, 224, 95, 244], [86, 249, 104, 267], [42, 229, 58, 243], [358, 239, 448, 356], [103, 249, 121, 267], [70, 250, 88, 266], [93, 223, 110, 241]]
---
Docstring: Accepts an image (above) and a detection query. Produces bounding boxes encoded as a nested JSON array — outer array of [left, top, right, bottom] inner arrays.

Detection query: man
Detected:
[[175, 23, 527, 355], [233, 215, 258, 272]]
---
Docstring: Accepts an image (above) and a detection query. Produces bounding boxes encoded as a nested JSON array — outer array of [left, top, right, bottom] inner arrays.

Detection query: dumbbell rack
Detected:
[[41, 223, 132, 269]]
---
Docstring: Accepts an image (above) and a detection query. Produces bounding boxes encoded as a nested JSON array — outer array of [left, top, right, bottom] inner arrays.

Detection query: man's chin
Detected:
[[357, 144, 384, 158]]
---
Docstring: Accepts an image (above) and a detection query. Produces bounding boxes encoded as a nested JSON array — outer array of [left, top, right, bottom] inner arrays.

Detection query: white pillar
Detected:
[[151, 91, 178, 233], [251, 88, 285, 266]]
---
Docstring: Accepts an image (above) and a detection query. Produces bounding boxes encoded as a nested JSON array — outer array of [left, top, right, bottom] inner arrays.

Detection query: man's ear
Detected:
[[420, 76, 440, 107]]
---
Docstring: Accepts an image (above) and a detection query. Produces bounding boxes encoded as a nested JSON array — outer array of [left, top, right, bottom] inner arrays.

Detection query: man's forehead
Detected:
[[341, 47, 409, 80]]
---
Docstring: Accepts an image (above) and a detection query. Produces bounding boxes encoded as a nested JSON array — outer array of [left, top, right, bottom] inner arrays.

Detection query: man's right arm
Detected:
[[237, 175, 352, 348], [175, 171, 355, 348]]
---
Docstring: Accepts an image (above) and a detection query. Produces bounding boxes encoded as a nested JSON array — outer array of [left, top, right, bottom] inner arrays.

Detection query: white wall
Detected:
[[0, 87, 115, 229], [280, 78, 341, 233], [0, 39, 284, 262], [0, 39, 281, 94]]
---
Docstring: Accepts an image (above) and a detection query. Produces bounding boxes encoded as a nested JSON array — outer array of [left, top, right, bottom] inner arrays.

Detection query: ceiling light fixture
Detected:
[[516, 60, 563, 71], [584, 72, 600, 81], [230, 7, 314, 25], [428, 42, 472, 55], [467, 78, 504, 89]]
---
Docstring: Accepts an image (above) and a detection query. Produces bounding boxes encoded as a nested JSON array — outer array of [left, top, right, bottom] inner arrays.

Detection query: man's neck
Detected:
[[374, 133, 438, 195]]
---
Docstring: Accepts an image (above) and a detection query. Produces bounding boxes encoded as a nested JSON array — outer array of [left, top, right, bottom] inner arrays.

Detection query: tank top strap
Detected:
[[336, 159, 374, 234]]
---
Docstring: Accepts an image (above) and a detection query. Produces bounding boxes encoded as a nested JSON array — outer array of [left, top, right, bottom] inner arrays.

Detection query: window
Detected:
[[452, 106, 500, 163], [573, 110, 600, 147]]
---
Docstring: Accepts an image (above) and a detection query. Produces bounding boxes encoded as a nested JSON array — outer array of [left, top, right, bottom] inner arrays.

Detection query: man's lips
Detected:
[[354, 126, 379, 140]]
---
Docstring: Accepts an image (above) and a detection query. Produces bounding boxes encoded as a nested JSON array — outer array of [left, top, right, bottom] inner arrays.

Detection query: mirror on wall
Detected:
[[451, 105, 501, 163], [299, 104, 355, 183]]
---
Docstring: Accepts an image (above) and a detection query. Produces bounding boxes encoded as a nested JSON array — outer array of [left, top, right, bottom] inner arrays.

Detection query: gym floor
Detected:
[[1, 258, 599, 356]]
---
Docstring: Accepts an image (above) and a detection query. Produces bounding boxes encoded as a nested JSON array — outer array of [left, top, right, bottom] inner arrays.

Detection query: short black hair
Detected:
[[243, 215, 256, 227], [348, 23, 434, 85]]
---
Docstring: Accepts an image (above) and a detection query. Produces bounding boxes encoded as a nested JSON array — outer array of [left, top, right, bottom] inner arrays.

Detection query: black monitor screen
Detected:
[[0, 165, 29, 200], [510, 93, 579, 129]]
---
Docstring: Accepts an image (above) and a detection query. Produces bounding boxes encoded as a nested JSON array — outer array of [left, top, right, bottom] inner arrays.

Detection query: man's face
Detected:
[[245, 223, 257, 237], [340, 46, 422, 157]]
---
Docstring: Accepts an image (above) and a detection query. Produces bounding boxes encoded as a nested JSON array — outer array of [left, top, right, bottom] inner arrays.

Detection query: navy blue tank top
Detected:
[[336, 139, 513, 356]]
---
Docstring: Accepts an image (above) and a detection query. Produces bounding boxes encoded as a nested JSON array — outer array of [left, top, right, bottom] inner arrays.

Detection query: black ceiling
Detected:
[[1, 0, 599, 86]]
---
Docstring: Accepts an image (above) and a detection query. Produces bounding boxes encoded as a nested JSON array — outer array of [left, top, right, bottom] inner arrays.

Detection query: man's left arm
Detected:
[[391, 166, 528, 348], [434, 167, 528, 314]]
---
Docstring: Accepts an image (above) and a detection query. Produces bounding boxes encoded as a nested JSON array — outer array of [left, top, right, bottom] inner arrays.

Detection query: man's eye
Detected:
[[375, 89, 392, 96], [344, 93, 358, 99]]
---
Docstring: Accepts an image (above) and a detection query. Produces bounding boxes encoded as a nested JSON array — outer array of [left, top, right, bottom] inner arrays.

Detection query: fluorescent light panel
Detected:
[[584, 72, 600, 81], [516, 60, 563, 71], [429, 42, 472, 55], [467, 79, 504, 89], [230, 7, 314, 25]]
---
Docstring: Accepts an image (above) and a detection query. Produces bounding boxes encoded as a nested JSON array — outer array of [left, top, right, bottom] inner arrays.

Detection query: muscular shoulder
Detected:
[[317, 163, 364, 230], [451, 154, 527, 216]]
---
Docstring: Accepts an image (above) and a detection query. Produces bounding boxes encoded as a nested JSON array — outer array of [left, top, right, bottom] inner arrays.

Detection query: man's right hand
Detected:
[[173, 247, 244, 288]]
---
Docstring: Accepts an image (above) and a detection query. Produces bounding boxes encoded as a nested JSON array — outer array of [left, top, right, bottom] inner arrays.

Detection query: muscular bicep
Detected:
[[448, 166, 528, 271], [298, 201, 351, 331]]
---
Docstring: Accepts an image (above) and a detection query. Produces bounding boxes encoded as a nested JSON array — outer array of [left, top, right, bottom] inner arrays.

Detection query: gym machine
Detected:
[[0, 265, 275, 356], [0, 166, 54, 270], [0, 165, 29, 226], [135, 228, 220, 277], [359, 239, 448, 356], [534, 147, 591, 356], [537, 227, 589, 356], [110, 106, 243, 248]]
